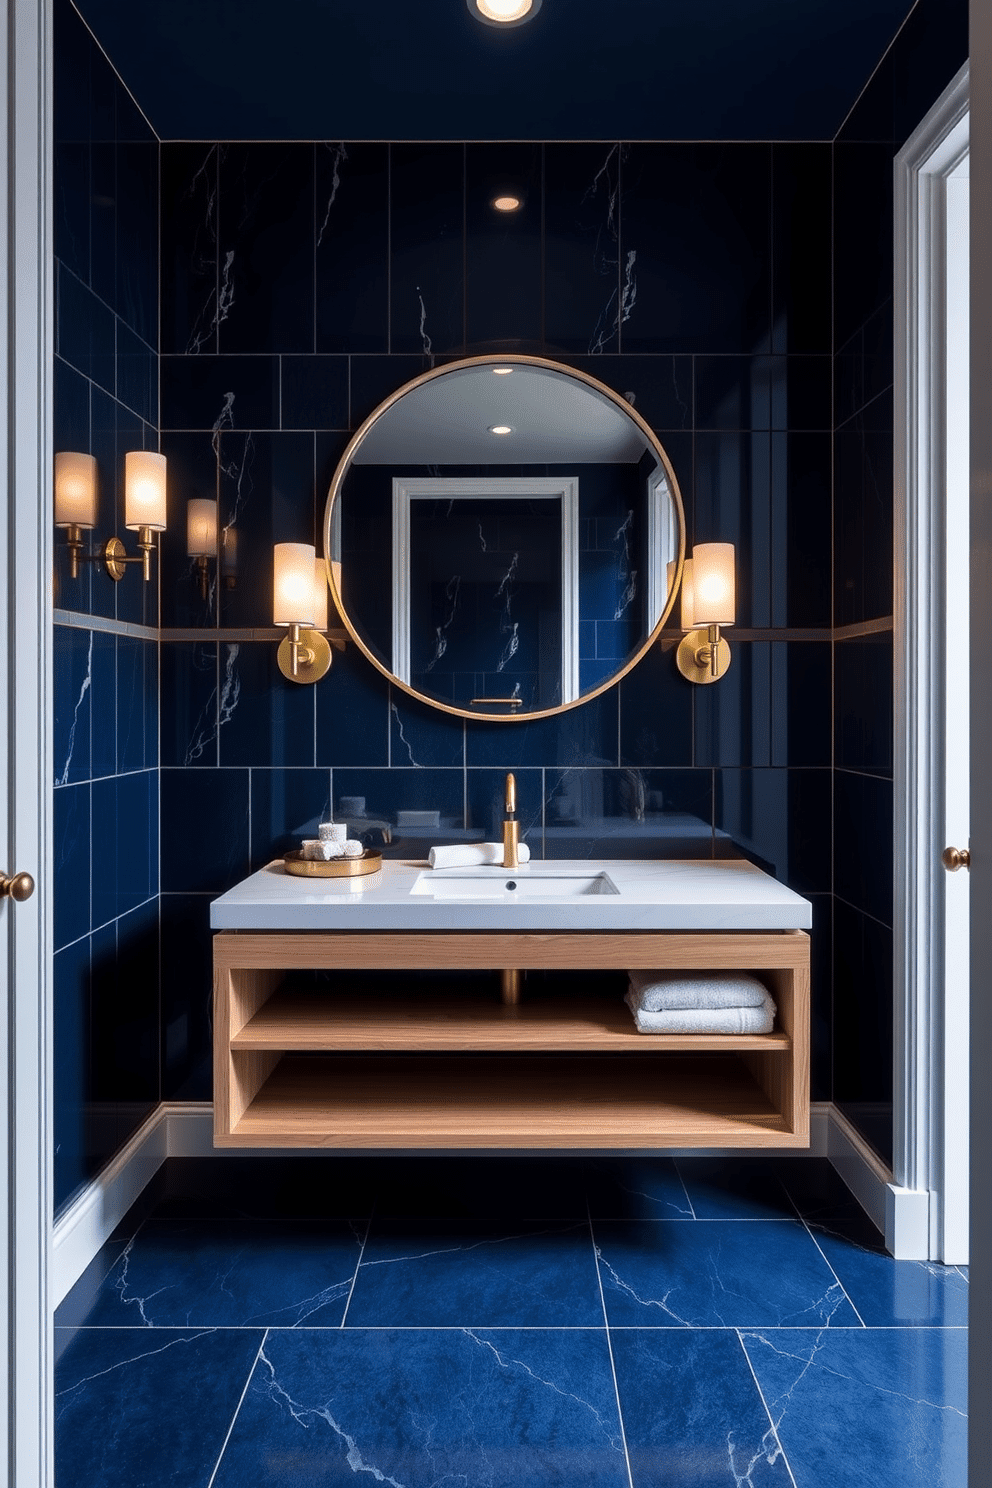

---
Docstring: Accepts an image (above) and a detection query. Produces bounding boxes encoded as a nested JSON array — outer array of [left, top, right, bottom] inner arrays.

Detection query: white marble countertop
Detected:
[[210, 857, 813, 932]]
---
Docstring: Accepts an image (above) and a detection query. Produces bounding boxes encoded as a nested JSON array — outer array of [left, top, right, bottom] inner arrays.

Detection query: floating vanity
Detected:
[[211, 857, 811, 1152]]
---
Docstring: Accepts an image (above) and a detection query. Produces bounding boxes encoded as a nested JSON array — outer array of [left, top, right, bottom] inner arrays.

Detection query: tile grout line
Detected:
[[780, 1181, 868, 1329], [586, 1198, 635, 1488], [735, 1329, 800, 1488], [205, 1328, 269, 1488], [338, 1214, 374, 1330]]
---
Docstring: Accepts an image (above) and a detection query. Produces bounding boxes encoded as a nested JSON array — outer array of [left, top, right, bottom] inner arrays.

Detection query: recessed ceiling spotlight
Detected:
[[492, 195, 522, 212], [492, 367, 514, 375], [469, 0, 542, 27], [489, 425, 513, 435]]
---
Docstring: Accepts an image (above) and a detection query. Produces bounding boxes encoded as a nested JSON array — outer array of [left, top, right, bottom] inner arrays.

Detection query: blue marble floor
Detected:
[[55, 1155, 967, 1487]]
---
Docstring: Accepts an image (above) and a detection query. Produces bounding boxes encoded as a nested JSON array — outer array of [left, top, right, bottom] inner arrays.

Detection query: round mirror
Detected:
[[323, 355, 686, 721]]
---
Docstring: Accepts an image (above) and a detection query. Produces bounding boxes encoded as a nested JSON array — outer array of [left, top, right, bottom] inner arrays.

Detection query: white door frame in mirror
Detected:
[[391, 477, 580, 704], [892, 61, 969, 1262]]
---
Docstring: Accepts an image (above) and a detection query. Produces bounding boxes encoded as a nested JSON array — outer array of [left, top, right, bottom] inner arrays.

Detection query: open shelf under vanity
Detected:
[[213, 930, 810, 1150]]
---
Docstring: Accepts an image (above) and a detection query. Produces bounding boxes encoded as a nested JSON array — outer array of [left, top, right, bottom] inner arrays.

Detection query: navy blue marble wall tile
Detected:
[[545, 767, 714, 861], [53, 359, 92, 613], [391, 143, 465, 357], [618, 637, 692, 769], [58, 266, 116, 401], [543, 143, 623, 355], [835, 633, 894, 775], [218, 144, 315, 356], [771, 641, 832, 767], [54, 625, 94, 787], [349, 355, 431, 430], [160, 768, 250, 892], [281, 355, 348, 430], [54, 782, 91, 952], [715, 767, 832, 893], [53, 0, 92, 289], [117, 636, 157, 775], [465, 143, 542, 349], [465, 766, 542, 851], [249, 768, 332, 871], [620, 144, 772, 356], [833, 898, 894, 1166], [158, 431, 219, 629], [315, 143, 389, 354], [219, 643, 316, 768], [389, 690, 465, 770], [833, 143, 895, 352], [160, 354, 279, 432], [116, 324, 156, 426], [465, 688, 619, 771], [807, 892, 833, 1102], [116, 132, 158, 348], [53, 933, 92, 1213], [693, 430, 771, 627], [834, 769, 894, 927], [160, 641, 219, 768], [161, 143, 221, 356], [91, 901, 159, 1134], [771, 144, 832, 355], [774, 431, 832, 627], [216, 432, 318, 630], [332, 768, 465, 855], [89, 137, 116, 318], [159, 895, 215, 1100], [694, 641, 771, 768], [834, 393, 895, 626], [564, 354, 693, 436], [91, 770, 158, 929], [90, 630, 118, 781], [315, 646, 391, 768], [87, 389, 126, 622]]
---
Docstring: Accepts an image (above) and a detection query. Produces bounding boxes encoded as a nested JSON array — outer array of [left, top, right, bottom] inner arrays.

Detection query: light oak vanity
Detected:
[[211, 858, 810, 1151]]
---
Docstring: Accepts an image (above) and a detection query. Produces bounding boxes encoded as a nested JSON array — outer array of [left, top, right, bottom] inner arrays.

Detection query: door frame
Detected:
[[892, 62, 969, 1260]]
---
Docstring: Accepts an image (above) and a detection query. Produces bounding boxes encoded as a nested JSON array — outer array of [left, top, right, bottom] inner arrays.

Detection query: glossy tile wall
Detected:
[[53, 0, 161, 1212], [157, 138, 835, 1102], [831, 0, 967, 1165]]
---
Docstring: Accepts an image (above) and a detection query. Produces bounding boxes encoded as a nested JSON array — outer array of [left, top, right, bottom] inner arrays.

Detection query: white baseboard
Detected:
[[52, 1099, 894, 1306]]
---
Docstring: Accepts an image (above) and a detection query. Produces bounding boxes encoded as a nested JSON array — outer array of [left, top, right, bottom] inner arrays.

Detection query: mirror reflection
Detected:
[[324, 356, 685, 720]]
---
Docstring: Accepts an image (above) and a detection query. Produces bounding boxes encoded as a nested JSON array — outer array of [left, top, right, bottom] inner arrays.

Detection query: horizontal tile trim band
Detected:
[[54, 609, 159, 640], [160, 627, 349, 643], [833, 616, 893, 640]]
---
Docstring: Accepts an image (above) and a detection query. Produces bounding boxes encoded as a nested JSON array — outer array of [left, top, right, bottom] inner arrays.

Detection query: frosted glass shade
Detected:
[[471, 0, 538, 22], [54, 452, 97, 528], [273, 542, 316, 627], [691, 543, 736, 626], [186, 499, 218, 557], [680, 559, 695, 630], [124, 451, 167, 531], [313, 557, 329, 632]]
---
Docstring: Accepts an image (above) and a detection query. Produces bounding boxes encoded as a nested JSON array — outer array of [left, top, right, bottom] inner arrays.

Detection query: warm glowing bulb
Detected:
[[186, 499, 218, 558], [489, 425, 513, 436], [124, 451, 167, 531], [492, 195, 522, 212], [273, 542, 317, 627], [472, 0, 537, 22], [691, 543, 736, 626], [492, 366, 513, 375], [54, 452, 97, 528]]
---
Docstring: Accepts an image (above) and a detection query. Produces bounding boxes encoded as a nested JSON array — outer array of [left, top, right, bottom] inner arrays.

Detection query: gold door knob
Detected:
[[941, 846, 971, 872], [0, 870, 34, 901]]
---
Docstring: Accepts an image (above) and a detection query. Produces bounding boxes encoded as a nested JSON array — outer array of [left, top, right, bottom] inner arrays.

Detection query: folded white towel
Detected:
[[624, 987, 775, 1034], [627, 969, 771, 1012], [428, 842, 532, 869]]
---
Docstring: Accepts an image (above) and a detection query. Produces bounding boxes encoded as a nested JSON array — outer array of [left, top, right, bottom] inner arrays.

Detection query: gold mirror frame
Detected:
[[323, 354, 686, 722]]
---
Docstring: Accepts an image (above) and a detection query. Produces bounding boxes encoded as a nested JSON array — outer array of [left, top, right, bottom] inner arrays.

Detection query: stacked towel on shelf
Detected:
[[624, 970, 775, 1034], [428, 842, 532, 869]]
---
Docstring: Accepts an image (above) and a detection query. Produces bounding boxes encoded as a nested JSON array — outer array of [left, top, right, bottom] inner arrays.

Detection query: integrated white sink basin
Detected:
[[410, 869, 619, 899]]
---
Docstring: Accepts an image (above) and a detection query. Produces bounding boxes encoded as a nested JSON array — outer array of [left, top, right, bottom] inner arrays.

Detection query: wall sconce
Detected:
[[54, 452, 97, 578], [187, 498, 218, 599], [273, 542, 332, 684], [676, 542, 735, 684], [55, 450, 167, 582]]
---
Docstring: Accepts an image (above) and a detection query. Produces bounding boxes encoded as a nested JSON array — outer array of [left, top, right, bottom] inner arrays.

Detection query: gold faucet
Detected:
[[502, 772, 519, 869]]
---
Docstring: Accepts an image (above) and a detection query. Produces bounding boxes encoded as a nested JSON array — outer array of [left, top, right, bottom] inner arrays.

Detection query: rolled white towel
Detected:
[[627, 969, 771, 1012], [300, 839, 344, 861], [624, 987, 775, 1034], [428, 842, 532, 869]]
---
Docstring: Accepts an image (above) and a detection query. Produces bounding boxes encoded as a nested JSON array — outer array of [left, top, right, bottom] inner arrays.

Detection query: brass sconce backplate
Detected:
[[103, 536, 128, 581], [676, 631, 731, 684], [277, 628, 332, 684]]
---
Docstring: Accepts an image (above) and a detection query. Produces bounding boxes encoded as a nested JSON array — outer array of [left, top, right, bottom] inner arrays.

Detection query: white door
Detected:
[[1, 1, 54, 1482]]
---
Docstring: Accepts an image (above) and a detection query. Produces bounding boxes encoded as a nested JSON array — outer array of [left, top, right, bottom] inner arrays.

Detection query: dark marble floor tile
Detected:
[[54, 1327, 264, 1488], [809, 1211, 968, 1328], [612, 1328, 791, 1487], [776, 1158, 877, 1229], [675, 1157, 796, 1220], [373, 1156, 590, 1221], [594, 1219, 860, 1329], [741, 1327, 967, 1488], [212, 1327, 629, 1488], [584, 1157, 693, 1219], [344, 1220, 603, 1327], [150, 1156, 382, 1221], [80, 1218, 367, 1329]]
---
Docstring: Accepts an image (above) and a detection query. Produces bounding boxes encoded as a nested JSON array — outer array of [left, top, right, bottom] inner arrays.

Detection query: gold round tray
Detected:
[[283, 850, 383, 878]]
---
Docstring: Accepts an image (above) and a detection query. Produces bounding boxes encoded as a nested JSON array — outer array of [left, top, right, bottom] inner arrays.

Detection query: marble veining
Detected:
[[586, 145, 622, 356], [613, 509, 637, 620], [184, 146, 223, 355], [57, 629, 92, 786], [390, 702, 421, 768], [185, 644, 241, 766], [317, 142, 348, 248], [416, 285, 432, 358]]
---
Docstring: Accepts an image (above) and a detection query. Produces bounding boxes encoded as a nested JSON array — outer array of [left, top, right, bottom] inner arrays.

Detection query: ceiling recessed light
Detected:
[[492, 195, 522, 212], [492, 367, 514, 375], [489, 425, 513, 435], [469, 0, 542, 27]]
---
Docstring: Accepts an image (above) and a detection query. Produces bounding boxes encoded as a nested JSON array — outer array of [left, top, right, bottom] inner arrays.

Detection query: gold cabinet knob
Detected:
[[0, 870, 34, 901], [941, 846, 971, 872]]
